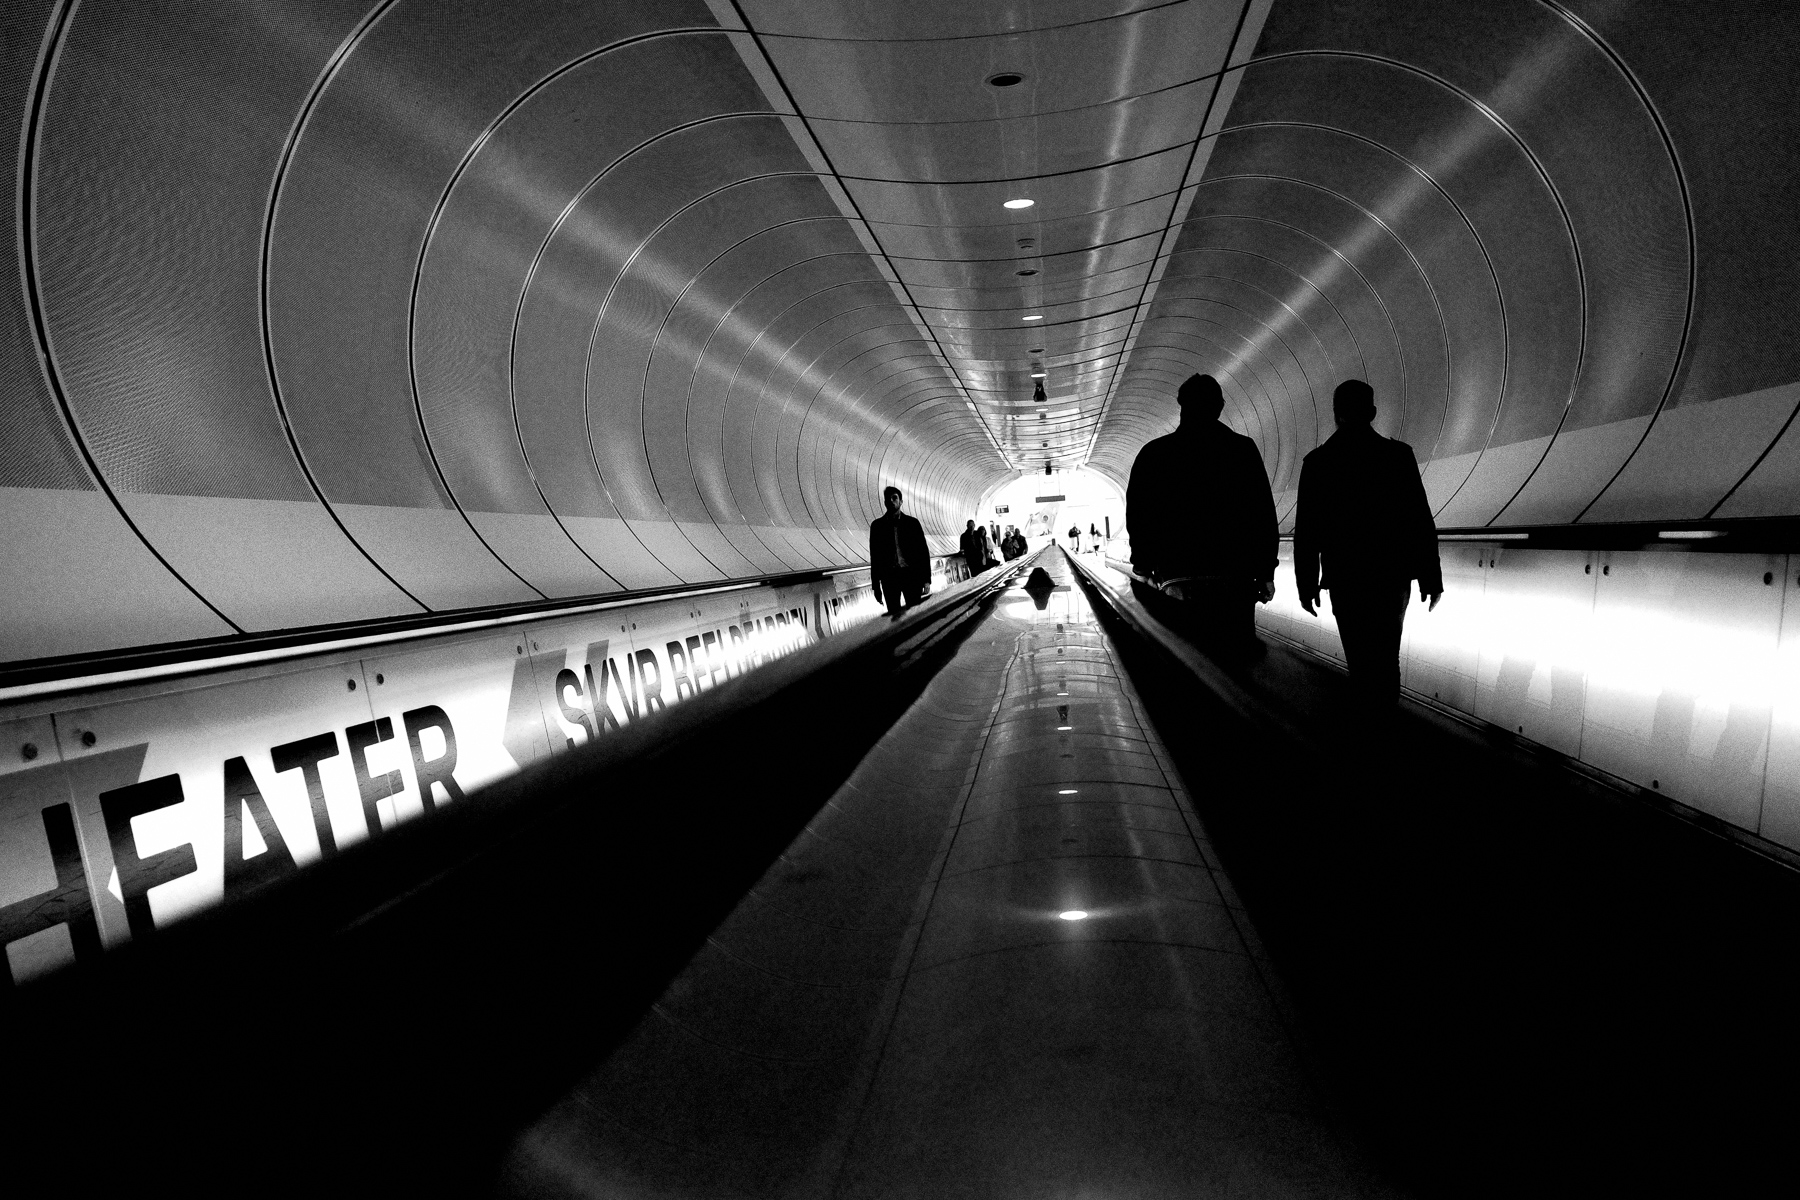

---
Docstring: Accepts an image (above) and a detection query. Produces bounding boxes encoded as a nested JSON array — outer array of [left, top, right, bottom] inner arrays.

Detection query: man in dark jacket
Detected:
[[1294, 379, 1443, 705], [1127, 373, 1279, 651], [870, 486, 931, 616], [959, 520, 985, 576]]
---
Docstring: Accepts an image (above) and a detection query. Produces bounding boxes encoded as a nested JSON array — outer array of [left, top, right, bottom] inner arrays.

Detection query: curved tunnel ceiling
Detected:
[[3, 0, 1799, 664]]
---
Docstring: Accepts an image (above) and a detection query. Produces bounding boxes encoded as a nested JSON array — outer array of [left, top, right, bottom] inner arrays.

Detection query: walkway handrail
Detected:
[[0, 546, 1047, 1198], [1062, 547, 1310, 746]]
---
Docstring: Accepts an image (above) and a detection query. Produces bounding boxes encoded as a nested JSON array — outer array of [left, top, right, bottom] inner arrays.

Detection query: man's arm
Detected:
[[1244, 438, 1279, 602], [1400, 443, 1443, 606], [904, 517, 931, 587], [1293, 457, 1322, 615], [1125, 448, 1158, 578], [868, 523, 884, 604]]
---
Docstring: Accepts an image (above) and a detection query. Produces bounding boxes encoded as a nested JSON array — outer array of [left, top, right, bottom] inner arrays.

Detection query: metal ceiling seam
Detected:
[[804, 63, 1239, 130], [256, 0, 430, 613], [680, 265, 921, 566], [575, 164, 824, 551], [1080, 0, 1273, 469], [1155, 270, 1342, 417], [915, 279, 1149, 316], [756, 313, 969, 471], [1140, 294, 1322, 454], [1122, 343, 1280, 445], [834, 139, 1198, 186], [506, 110, 815, 587], [635, 213, 883, 575], [1198, 170, 1456, 459], [1151, 244, 1367, 387], [17, 0, 244, 633], [705, 0, 1014, 473], [545, 141, 818, 580], [733, 309, 953, 534], [402, 27, 736, 603], [1163, 211, 1400, 424], [1215, 118, 1511, 464], [1236, 48, 1589, 527], [1528, 0, 1697, 524], [749, 1, 1189, 45], [879, 222, 1173, 263]]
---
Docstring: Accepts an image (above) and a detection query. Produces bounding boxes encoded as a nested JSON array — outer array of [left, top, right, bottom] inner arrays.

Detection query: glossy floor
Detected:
[[500, 550, 1398, 1198]]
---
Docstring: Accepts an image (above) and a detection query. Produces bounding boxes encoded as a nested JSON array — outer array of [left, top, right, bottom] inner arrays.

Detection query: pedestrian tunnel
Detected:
[[4, 0, 1800, 1195]]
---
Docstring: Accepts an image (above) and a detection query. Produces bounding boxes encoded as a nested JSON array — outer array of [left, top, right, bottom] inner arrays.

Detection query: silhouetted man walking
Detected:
[[870, 485, 931, 616], [1126, 373, 1278, 653], [1295, 379, 1443, 706], [960, 519, 984, 576]]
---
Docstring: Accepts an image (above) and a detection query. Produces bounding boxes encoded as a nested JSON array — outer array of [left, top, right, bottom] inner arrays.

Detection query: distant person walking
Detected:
[[1126, 373, 1278, 654], [1294, 379, 1443, 706], [960, 519, 985, 577], [870, 486, 931, 616], [978, 525, 998, 570], [1088, 524, 1101, 554], [1067, 524, 1081, 552]]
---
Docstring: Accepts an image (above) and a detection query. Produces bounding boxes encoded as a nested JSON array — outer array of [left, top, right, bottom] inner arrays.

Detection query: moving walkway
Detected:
[[3, 546, 1797, 1198]]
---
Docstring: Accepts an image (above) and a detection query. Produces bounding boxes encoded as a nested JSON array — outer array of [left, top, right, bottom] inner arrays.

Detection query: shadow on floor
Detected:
[[1100, 605, 1800, 1198]]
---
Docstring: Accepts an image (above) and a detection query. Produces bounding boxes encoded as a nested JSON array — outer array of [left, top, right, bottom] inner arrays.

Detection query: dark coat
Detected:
[[869, 511, 931, 599], [1293, 425, 1442, 596], [959, 526, 985, 568], [1126, 418, 1278, 582]]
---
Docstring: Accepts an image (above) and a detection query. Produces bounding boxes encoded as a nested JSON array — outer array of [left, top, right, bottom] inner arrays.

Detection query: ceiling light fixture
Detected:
[[1022, 314, 1043, 321], [987, 71, 1025, 87], [1015, 268, 1037, 276], [1031, 371, 1046, 378], [1003, 198, 1035, 210]]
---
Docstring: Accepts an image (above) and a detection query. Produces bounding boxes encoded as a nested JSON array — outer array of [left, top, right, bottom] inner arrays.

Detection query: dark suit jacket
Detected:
[[869, 511, 930, 599], [1126, 418, 1278, 582], [959, 527, 984, 568], [1293, 425, 1442, 596]]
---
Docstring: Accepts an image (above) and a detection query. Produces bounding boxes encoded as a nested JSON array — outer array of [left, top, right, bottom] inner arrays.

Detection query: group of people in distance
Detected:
[[957, 520, 1026, 576], [1066, 523, 1103, 554], [867, 369, 1441, 709], [1126, 372, 1441, 706]]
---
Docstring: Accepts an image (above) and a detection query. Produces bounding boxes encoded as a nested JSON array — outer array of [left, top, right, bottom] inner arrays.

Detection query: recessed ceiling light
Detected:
[[1058, 788, 1078, 794], [1022, 314, 1043, 321], [1059, 910, 1089, 921], [1003, 198, 1035, 210], [1031, 372, 1046, 378], [1015, 268, 1037, 276], [987, 71, 1025, 87], [1030, 347, 1044, 353]]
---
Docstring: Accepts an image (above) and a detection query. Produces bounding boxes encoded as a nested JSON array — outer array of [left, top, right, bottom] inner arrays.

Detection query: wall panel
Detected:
[[1261, 545, 1797, 853]]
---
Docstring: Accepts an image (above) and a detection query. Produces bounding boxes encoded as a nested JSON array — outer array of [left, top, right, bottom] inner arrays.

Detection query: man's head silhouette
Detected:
[[1176, 373, 1225, 421], [1333, 379, 1376, 427]]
